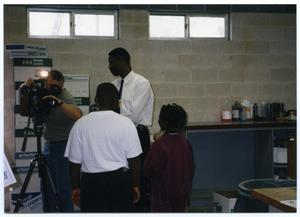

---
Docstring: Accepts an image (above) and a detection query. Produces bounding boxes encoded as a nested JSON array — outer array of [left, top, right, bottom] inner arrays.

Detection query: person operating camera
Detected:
[[24, 69, 82, 212]]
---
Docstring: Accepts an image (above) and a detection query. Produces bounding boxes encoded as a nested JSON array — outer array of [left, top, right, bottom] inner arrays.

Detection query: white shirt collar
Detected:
[[123, 70, 134, 83]]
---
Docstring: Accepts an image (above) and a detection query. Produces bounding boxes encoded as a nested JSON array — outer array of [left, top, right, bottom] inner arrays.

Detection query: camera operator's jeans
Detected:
[[43, 142, 73, 212]]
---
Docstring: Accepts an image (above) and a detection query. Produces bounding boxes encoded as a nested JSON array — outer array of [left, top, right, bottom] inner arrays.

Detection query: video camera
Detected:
[[19, 79, 62, 118]]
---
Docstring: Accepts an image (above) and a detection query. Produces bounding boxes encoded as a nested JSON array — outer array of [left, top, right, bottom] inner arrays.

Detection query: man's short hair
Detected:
[[109, 47, 131, 65], [159, 103, 187, 133], [49, 70, 64, 82]]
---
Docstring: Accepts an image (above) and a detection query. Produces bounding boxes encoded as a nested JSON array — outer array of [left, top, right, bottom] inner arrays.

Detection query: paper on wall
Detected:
[[4, 154, 17, 188]]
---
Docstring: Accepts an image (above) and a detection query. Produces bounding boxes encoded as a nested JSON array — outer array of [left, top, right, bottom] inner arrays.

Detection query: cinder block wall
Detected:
[[4, 6, 296, 140]]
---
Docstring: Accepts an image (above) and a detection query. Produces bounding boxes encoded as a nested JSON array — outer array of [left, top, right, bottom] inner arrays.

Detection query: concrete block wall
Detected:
[[4, 6, 296, 138]]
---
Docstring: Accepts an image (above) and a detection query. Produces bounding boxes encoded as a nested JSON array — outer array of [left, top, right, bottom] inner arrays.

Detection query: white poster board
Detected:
[[4, 154, 16, 188], [64, 74, 90, 116]]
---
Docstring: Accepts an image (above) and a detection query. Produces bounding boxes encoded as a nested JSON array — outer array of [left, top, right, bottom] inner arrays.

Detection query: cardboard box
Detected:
[[213, 190, 238, 212]]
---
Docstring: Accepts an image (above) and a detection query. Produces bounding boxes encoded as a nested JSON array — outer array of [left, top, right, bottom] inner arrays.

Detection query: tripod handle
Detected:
[[21, 116, 31, 152], [21, 137, 28, 152]]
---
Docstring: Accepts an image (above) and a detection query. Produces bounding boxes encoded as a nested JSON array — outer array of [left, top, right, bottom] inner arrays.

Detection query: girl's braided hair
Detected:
[[158, 103, 187, 133]]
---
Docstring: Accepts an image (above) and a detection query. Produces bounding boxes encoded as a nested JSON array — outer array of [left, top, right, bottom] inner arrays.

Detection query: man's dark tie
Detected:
[[118, 79, 124, 99]]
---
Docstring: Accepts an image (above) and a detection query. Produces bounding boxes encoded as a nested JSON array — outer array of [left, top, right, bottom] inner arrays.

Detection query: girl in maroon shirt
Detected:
[[144, 104, 195, 212]]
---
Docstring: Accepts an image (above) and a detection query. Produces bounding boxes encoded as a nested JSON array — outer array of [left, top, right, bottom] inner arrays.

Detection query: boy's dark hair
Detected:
[[95, 82, 119, 112], [109, 47, 131, 64], [49, 70, 64, 82], [159, 103, 187, 133]]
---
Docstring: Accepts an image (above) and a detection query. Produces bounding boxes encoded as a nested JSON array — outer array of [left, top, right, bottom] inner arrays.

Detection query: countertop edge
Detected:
[[187, 121, 296, 130]]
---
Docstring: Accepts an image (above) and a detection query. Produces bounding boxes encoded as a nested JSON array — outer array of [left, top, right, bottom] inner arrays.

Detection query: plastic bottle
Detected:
[[232, 101, 241, 121], [253, 103, 259, 121], [221, 100, 232, 122], [260, 101, 266, 120]]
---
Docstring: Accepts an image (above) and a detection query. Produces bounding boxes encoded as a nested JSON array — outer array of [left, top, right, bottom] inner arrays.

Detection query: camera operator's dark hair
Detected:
[[95, 83, 119, 112], [49, 70, 64, 82], [109, 47, 131, 65], [159, 103, 187, 133]]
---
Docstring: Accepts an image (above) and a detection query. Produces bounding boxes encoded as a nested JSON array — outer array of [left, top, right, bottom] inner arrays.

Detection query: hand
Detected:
[[42, 95, 63, 106], [25, 78, 34, 87], [132, 186, 140, 204], [72, 189, 80, 207], [153, 130, 165, 141]]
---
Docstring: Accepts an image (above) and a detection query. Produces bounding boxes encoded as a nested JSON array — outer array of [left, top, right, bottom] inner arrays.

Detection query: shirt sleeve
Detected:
[[62, 89, 76, 104], [143, 140, 165, 177], [64, 121, 82, 164], [130, 80, 154, 126], [186, 140, 195, 194]]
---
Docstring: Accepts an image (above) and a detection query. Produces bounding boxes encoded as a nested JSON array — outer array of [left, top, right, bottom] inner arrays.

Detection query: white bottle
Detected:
[[221, 100, 232, 122]]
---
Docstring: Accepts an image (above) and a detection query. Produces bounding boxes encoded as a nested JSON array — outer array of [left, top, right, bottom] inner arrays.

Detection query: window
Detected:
[[29, 11, 70, 37], [74, 14, 115, 37], [28, 9, 117, 38], [149, 13, 228, 39], [149, 15, 185, 38], [189, 16, 226, 38]]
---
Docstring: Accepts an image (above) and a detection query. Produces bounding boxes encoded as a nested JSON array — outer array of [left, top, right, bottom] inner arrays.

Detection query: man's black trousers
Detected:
[[133, 124, 151, 212], [80, 168, 132, 212]]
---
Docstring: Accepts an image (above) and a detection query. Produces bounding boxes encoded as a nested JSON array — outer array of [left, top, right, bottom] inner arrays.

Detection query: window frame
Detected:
[[27, 8, 118, 39], [149, 12, 229, 40]]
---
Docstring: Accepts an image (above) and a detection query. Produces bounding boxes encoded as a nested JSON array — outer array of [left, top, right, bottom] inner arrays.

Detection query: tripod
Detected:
[[13, 119, 61, 212]]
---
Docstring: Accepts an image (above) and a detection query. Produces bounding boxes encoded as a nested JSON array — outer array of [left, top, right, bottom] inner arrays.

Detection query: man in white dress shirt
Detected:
[[64, 83, 142, 212], [108, 47, 154, 212]]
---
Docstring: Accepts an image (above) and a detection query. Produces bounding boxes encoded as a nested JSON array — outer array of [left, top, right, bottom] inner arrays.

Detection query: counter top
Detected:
[[187, 120, 296, 130], [250, 187, 296, 212]]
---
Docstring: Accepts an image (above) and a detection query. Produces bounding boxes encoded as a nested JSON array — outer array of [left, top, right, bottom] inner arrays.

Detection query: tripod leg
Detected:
[[39, 162, 50, 212], [13, 157, 37, 213], [40, 160, 61, 212]]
